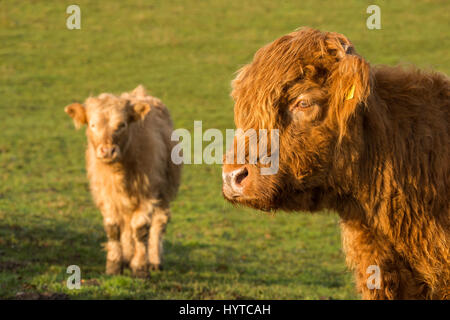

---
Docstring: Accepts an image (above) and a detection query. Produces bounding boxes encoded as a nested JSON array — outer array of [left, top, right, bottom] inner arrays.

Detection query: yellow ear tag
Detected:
[[346, 84, 356, 100]]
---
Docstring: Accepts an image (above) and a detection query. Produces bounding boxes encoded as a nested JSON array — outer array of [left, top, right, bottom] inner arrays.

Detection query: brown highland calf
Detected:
[[222, 28, 449, 299], [65, 85, 181, 277]]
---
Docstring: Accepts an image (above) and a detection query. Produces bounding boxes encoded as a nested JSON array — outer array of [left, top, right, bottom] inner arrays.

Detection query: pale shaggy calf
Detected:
[[65, 85, 181, 277]]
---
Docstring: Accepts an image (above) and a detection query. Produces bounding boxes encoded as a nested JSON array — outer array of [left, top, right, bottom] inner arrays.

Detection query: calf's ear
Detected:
[[64, 103, 87, 129], [326, 34, 371, 141], [127, 102, 151, 122], [131, 85, 147, 97]]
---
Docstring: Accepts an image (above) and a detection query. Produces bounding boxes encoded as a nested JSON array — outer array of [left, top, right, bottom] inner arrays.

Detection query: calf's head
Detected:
[[65, 88, 151, 163], [222, 28, 371, 212]]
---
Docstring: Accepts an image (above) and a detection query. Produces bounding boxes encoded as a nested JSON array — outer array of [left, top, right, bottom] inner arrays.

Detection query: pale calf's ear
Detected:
[[128, 102, 151, 122], [64, 103, 87, 129], [131, 85, 147, 97]]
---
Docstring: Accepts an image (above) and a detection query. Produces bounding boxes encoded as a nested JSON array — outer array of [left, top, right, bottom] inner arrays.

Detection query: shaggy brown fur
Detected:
[[222, 27, 449, 299], [65, 85, 181, 277]]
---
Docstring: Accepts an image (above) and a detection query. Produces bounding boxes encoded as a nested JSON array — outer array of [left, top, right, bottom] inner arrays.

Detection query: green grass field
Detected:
[[0, 0, 448, 299]]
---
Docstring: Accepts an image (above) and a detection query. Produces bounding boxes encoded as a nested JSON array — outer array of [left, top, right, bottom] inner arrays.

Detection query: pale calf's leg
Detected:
[[148, 207, 171, 271], [104, 217, 123, 275], [130, 211, 151, 278], [120, 217, 134, 267]]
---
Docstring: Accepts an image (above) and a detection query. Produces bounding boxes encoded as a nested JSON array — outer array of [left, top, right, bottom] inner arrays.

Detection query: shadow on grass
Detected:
[[0, 219, 349, 299], [0, 218, 104, 298]]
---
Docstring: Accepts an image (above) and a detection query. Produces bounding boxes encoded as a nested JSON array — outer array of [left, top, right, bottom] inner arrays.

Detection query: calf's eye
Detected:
[[291, 99, 311, 112], [297, 100, 310, 109]]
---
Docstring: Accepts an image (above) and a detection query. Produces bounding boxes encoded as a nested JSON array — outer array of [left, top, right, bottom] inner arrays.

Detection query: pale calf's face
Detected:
[[87, 103, 129, 163], [65, 93, 151, 164]]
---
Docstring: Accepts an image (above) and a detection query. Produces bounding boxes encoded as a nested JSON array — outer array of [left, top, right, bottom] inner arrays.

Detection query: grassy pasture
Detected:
[[0, 0, 448, 299]]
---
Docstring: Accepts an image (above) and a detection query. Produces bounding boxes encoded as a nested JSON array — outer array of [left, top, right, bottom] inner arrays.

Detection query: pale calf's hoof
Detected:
[[149, 263, 163, 271], [105, 260, 123, 275], [132, 267, 150, 279]]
